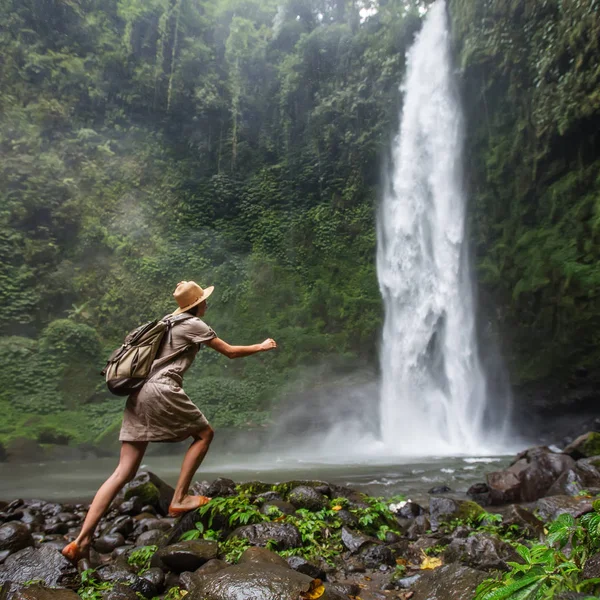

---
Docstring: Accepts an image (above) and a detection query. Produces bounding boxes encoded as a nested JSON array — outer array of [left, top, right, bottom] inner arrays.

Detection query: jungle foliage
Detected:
[[450, 0, 600, 384], [0, 0, 424, 445]]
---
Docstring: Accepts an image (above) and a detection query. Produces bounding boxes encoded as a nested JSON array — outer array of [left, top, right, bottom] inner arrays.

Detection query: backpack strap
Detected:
[[148, 313, 195, 376]]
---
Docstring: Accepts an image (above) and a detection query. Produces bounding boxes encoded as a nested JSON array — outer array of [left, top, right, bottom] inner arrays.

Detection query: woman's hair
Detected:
[[185, 302, 203, 317]]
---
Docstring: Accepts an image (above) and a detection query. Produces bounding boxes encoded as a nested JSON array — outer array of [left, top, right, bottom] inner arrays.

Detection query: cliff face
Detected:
[[450, 0, 600, 416]]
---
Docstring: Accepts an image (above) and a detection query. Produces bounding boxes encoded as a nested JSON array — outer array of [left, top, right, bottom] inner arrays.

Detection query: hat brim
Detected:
[[172, 285, 214, 315]]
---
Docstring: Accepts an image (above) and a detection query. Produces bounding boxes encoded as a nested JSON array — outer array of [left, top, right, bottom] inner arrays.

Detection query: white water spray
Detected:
[[377, 0, 508, 455]]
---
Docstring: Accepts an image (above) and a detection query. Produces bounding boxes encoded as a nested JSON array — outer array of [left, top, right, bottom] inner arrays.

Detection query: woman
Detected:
[[62, 280, 277, 562]]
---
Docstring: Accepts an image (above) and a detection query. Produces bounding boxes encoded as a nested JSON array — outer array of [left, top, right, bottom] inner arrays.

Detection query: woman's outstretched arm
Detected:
[[205, 337, 277, 359]]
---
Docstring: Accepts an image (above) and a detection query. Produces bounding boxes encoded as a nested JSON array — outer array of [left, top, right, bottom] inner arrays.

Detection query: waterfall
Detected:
[[376, 0, 509, 455]]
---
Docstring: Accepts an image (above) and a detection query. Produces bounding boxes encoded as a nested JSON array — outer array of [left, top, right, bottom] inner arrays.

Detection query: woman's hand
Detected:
[[260, 338, 277, 352]]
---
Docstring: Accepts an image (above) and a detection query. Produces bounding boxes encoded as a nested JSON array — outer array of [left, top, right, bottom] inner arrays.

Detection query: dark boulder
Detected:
[[101, 583, 139, 600], [154, 540, 218, 573], [533, 496, 593, 522], [120, 472, 175, 516], [205, 478, 236, 498], [563, 432, 600, 459], [135, 530, 165, 547], [356, 544, 395, 568], [0, 546, 79, 589], [96, 563, 157, 599], [228, 522, 301, 550], [409, 563, 487, 600], [428, 485, 452, 494], [93, 533, 125, 554], [185, 563, 345, 600], [488, 447, 575, 504], [193, 559, 229, 576], [406, 515, 431, 540], [4, 584, 80, 600], [286, 556, 326, 580], [103, 516, 134, 538], [288, 487, 328, 512], [0, 524, 33, 555], [335, 510, 358, 528], [497, 505, 544, 539], [340, 527, 375, 553], [139, 568, 165, 593], [546, 469, 585, 497], [428, 497, 485, 530], [466, 483, 491, 506], [119, 497, 144, 517], [443, 533, 521, 571], [255, 492, 282, 504], [238, 547, 289, 569], [396, 502, 425, 520], [583, 552, 600, 579]]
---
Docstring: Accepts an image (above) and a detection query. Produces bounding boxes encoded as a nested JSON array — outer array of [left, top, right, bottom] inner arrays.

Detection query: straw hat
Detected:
[[172, 281, 214, 315]]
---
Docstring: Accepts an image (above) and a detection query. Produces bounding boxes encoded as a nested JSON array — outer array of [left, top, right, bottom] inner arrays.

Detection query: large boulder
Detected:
[[288, 487, 328, 512], [154, 540, 218, 573], [238, 547, 289, 569], [409, 563, 488, 600], [95, 562, 157, 599], [2, 584, 80, 600], [228, 523, 301, 550], [118, 472, 175, 516], [186, 563, 347, 600], [563, 432, 600, 459], [340, 527, 375, 553], [496, 505, 545, 539], [428, 497, 486, 530], [0, 524, 33, 556], [487, 447, 575, 504], [533, 496, 594, 522], [443, 533, 521, 571], [0, 546, 79, 589]]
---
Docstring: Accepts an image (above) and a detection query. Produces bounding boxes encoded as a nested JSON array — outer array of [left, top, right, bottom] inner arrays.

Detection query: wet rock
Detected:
[[179, 572, 197, 592], [228, 522, 301, 550], [344, 556, 366, 573], [121, 472, 175, 516], [0, 550, 11, 565], [194, 559, 229, 576], [335, 510, 358, 528], [574, 456, 600, 488], [119, 497, 144, 516], [135, 530, 165, 547], [133, 518, 173, 537], [357, 544, 395, 568], [583, 551, 600, 579], [383, 531, 402, 544], [111, 546, 133, 560], [43, 522, 68, 536], [396, 502, 425, 520], [0, 546, 79, 588], [0, 523, 33, 555], [205, 478, 236, 498], [260, 501, 296, 517], [186, 563, 336, 600], [429, 497, 485, 530], [444, 533, 521, 571], [94, 533, 125, 554], [329, 582, 360, 597], [139, 506, 156, 516], [286, 556, 326, 580], [497, 505, 544, 539], [340, 527, 375, 553], [406, 515, 431, 540], [563, 432, 600, 459], [467, 483, 491, 506], [101, 583, 139, 600], [19, 511, 44, 530], [546, 469, 584, 497], [96, 563, 157, 599], [428, 485, 452, 494], [255, 492, 282, 504], [238, 547, 289, 569], [140, 568, 165, 593], [162, 510, 204, 547], [533, 496, 593, 521], [104, 516, 134, 538], [6, 584, 80, 600], [288, 487, 328, 512], [486, 468, 524, 505], [155, 540, 218, 573], [409, 563, 487, 600]]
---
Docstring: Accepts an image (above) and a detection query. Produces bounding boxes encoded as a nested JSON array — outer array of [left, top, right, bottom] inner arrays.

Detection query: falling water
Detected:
[[377, 0, 508, 455]]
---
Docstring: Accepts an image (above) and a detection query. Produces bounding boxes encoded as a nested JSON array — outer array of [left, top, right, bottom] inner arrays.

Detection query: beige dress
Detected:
[[119, 316, 217, 442]]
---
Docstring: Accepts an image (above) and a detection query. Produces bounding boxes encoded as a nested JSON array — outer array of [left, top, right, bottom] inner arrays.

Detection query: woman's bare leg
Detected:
[[65, 441, 148, 558], [170, 426, 214, 510]]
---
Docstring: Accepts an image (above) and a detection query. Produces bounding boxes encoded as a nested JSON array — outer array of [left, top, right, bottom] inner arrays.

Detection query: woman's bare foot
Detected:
[[61, 539, 90, 563], [168, 495, 211, 516]]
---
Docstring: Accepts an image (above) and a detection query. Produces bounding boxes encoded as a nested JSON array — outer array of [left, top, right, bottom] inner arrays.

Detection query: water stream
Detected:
[[377, 0, 510, 455]]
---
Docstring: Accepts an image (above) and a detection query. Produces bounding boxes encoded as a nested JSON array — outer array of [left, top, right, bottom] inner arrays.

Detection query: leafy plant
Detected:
[[78, 569, 115, 600], [127, 545, 157, 573]]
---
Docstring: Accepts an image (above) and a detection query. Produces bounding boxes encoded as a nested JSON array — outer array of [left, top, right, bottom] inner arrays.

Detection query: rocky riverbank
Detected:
[[2, 434, 600, 600]]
